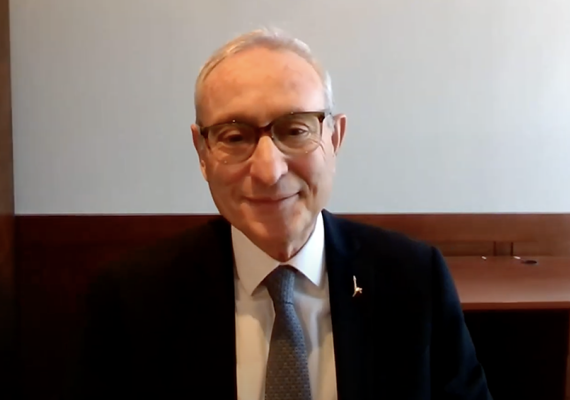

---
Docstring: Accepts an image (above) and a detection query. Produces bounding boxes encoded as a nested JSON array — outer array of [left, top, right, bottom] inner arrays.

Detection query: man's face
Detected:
[[192, 47, 346, 258]]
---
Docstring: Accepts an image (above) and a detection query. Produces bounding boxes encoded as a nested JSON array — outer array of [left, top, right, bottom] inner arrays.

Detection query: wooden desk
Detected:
[[448, 256, 570, 310], [447, 257, 570, 400]]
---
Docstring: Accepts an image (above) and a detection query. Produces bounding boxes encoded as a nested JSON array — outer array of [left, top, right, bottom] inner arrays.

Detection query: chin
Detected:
[[246, 216, 297, 239], [236, 208, 303, 242]]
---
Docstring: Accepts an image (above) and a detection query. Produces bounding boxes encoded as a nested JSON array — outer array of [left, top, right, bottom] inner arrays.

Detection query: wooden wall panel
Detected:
[[346, 213, 570, 243], [0, 0, 15, 398], [514, 241, 570, 257], [17, 213, 570, 250]]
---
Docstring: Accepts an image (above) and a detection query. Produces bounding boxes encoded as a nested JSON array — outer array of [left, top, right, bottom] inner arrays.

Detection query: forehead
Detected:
[[199, 47, 325, 125]]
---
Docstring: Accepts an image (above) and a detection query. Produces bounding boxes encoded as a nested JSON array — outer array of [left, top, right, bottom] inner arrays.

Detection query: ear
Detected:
[[191, 124, 208, 181], [331, 114, 347, 155]]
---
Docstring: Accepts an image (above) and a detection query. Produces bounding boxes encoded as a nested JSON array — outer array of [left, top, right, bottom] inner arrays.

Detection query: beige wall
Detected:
[[9, 0, 570, 214]]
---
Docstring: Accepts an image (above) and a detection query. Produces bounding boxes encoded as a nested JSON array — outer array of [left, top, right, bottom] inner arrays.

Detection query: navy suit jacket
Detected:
[[68, 211, 492, 399]]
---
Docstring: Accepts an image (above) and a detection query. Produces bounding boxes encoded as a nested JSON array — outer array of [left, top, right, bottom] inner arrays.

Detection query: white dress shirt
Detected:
[[232, 212, 337, 400]]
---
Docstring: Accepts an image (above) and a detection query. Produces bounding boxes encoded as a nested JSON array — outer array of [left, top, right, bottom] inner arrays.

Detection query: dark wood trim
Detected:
[[16, 213, 570, 255], [0, 0, 15, 397], [15, 214, 218, 245], [494, 241, 513, 257], [344, 213, 570, 242]]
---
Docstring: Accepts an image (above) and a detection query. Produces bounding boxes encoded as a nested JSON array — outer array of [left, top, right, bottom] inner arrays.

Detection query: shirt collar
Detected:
[[232, 212, 325, 296]]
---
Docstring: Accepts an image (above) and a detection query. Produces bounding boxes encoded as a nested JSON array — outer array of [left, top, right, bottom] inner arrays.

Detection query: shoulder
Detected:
[[324, 212, 445, 292], [326, 213, 456, 310], [90, 216, 231, 290], [326, 212, 435, 263]]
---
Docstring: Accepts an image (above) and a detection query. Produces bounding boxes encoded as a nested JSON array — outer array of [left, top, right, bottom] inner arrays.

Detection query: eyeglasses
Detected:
[[198, 111, 330, 164]]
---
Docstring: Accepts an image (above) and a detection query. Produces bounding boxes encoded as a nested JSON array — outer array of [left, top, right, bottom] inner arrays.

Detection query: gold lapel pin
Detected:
[[352, 276, 363, 297]]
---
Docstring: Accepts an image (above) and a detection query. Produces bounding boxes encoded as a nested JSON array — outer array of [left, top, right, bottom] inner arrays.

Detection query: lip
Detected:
[[245, 194, 298, 204]]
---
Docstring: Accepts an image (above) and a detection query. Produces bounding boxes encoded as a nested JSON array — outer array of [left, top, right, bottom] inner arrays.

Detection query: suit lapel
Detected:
[[323, 211, 371, 400]]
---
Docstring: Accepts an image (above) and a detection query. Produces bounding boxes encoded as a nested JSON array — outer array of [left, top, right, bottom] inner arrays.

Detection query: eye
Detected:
[[287, 126, 311, 136], [214, 125, 250, 144], [221, 132, 245, 143], [277, 121, 312, 137]]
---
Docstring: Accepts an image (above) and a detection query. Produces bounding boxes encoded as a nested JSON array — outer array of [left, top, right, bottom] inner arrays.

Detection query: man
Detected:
[[70, 29, 492, 399]]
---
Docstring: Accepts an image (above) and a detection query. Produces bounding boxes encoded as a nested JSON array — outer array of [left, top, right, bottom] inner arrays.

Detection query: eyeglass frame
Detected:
[[197, 110, 332, 162]]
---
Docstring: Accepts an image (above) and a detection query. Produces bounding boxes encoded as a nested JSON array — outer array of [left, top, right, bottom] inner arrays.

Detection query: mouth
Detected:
[[245, 193, 298, 205]]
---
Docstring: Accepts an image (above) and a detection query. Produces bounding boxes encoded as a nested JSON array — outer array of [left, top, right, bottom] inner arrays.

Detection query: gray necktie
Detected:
[[264, 266, 312, 400]]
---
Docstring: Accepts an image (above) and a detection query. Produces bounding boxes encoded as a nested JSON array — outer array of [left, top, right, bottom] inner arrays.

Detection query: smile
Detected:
[[245, 194, 298, 205]]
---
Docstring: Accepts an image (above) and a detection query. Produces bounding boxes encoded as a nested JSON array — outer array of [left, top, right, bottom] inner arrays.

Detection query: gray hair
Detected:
[[194, 28, 334, 123]]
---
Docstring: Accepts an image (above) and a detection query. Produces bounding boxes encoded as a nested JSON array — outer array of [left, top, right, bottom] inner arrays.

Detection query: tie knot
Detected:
[[264, 265, 296, 305]]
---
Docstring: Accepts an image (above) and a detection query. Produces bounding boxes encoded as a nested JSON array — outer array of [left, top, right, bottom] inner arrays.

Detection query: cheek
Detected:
[[293, 151, 335, 194], [205, 160, 245, 197]]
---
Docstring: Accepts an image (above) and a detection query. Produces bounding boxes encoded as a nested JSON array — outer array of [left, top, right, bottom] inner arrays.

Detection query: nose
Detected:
[[248, 136, 288, 186]]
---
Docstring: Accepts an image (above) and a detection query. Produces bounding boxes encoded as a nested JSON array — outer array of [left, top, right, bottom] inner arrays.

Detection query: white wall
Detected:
[[9, 0, 570, 214]]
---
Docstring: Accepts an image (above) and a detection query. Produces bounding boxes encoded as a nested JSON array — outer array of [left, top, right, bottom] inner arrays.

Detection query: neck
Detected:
[[265, 237, 309, 263], [256, 219, 318, 262]]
